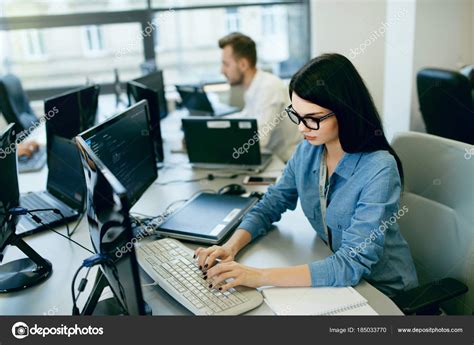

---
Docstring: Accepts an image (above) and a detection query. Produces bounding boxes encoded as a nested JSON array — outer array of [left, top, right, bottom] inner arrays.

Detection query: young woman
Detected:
[[194, 53, 418, 297]]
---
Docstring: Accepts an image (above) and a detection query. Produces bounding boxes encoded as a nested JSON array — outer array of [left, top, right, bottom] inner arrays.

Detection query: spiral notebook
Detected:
[[262, 286, 378, 315]]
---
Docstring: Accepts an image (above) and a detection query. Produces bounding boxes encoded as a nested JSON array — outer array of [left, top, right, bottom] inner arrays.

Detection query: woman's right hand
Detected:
[[194, 244, 236, 271]]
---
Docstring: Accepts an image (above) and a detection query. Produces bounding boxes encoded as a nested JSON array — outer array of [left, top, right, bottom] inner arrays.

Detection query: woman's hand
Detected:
[[205, 261, 266, 292], [194, 244, 236, 271]]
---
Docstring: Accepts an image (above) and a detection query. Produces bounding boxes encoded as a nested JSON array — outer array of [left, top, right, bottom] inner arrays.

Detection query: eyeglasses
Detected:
[[285, 105, 335, 130]]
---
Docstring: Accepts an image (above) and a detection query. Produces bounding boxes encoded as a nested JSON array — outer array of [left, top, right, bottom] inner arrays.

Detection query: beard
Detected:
[[227, 71, 244, 86]]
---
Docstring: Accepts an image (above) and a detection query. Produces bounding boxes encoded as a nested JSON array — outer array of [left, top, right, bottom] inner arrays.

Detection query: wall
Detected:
[[310, 0, 387, 114], [410, 0, 474, 131], [309, 0, 474, 139]]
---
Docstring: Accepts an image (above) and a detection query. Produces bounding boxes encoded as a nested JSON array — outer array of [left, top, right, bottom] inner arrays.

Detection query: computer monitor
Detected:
[[0, 124, 19, 256], [129, 71, 168, 119], [78, 100, 157, 207], [44, 85, 100, 145], [46, 135, 85, 210], [75, 136, 148, 315], [126, 81, 165, 162], [0, 123, 52, 292]]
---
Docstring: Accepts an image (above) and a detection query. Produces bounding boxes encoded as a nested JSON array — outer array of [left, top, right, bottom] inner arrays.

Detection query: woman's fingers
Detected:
[[219, 278, 241, 292], [209, 271, 236, 288], [204, 249, 226, 270], [206, 261, 236, 279], [195, 246, 217, 270]]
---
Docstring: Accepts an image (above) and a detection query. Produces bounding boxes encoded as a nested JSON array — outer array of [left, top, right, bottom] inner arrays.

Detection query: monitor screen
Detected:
[[45, 85, 100, 145], [78, 100, 157, 207], [132, 71, 168, 119], [0, 124, 19, 255], [127, 81, 164, 162], [46, 136, 85, 210], [76, 137, 147, 315]]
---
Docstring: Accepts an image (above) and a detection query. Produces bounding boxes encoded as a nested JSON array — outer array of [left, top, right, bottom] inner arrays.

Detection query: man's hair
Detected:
[[218, 32, 257, 68]]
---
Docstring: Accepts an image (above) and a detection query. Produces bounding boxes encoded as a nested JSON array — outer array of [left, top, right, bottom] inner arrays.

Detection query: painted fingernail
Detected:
[[209, 284, 213, 288], [199, 266, 202, 270], [203, 276, 207, 280], [218, 287, 222, 291], [193, 254, 196, 259], [204, 264, 208, 268]]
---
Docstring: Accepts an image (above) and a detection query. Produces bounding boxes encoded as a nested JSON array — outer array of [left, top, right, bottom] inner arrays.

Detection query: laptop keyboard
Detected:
[[20, 193, 65, 224]]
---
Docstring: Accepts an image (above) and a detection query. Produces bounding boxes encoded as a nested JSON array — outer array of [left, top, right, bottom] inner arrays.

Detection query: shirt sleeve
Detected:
[[238, 145, 300, 240], [308, 160, 402, 287]]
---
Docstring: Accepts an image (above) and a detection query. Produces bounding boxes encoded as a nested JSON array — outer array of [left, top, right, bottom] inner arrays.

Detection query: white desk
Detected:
[[0, 110, 403, 316]]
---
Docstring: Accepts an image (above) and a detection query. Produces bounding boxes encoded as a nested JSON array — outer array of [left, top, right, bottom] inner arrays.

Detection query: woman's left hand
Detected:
[[205, 261, 265, 292]]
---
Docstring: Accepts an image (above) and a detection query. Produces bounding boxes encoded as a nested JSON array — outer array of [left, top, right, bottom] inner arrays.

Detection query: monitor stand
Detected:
[[81, 270, 152, 315], [0, 233, 52, 293]]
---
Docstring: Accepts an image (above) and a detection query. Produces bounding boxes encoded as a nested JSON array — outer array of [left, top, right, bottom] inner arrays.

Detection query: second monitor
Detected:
[[127, 71, 167, 162], [78, 100, 158, 208]]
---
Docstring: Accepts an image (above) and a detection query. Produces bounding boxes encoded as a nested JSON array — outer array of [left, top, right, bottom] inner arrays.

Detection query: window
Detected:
[[0, 1, 309, 98], [154, 4, 309, 85], [82, 26, 105, 56], [0, 0, 148, 17], [3, 24, 143, 90], [262, 6, 276, 35], [225, 7, 241, 33], [21, 30, 47, 60]]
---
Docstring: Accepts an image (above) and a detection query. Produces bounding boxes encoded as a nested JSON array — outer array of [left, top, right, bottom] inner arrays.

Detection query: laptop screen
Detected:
[[79, 101, 157, 207], [46, 136, 85, 210], [176, 85, 214, 113], [182, 118, 262, 165]]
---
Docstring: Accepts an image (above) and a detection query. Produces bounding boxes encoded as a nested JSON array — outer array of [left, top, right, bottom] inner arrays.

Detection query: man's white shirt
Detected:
[[227, 69, 301, 162]]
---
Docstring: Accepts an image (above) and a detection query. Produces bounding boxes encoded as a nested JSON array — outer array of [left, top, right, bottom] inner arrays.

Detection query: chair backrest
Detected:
[[417, 68, 474, 144], [392, 132, 474, 315], [0, 74, 38, 134]]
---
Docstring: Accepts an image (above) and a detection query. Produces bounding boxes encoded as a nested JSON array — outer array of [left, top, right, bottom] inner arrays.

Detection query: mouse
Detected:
[[217, 183, 246, 196]]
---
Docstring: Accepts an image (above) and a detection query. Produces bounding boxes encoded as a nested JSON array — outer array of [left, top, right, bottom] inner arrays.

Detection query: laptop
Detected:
[[182, 117, 272, 172], [17, 136, 85, 236], [157, 192, 258, 244], [176, 84, 239, 117]]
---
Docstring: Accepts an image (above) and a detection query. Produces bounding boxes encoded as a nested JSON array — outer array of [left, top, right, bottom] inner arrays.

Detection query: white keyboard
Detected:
[[137, 238, 263, 315]]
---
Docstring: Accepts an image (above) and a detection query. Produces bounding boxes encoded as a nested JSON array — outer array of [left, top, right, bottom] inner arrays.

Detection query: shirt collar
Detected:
[[312, 145, 363, 180], [245, 69, 262, 97]]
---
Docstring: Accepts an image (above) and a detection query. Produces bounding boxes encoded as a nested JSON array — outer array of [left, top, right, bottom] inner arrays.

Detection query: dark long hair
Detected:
[[289, 53, 404, 182]]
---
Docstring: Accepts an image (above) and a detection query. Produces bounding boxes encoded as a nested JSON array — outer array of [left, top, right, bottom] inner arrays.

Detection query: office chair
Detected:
[[417, 68, 474, 144], [0, 74, 39, 134], [391, 132, 473, 315]]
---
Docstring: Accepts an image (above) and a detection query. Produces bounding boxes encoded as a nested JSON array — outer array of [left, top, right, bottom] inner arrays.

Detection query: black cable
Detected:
[[22, 207, 71, 238], [68, 212, 85, 237], [27, 211, 93, 254], [71, 264, 85, 315], [74, 266, 92, 303], [154, 173, 240, 186]]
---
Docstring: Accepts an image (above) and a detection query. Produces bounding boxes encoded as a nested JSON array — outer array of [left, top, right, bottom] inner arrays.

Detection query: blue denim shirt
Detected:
[[239, 141, 418, 296]]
